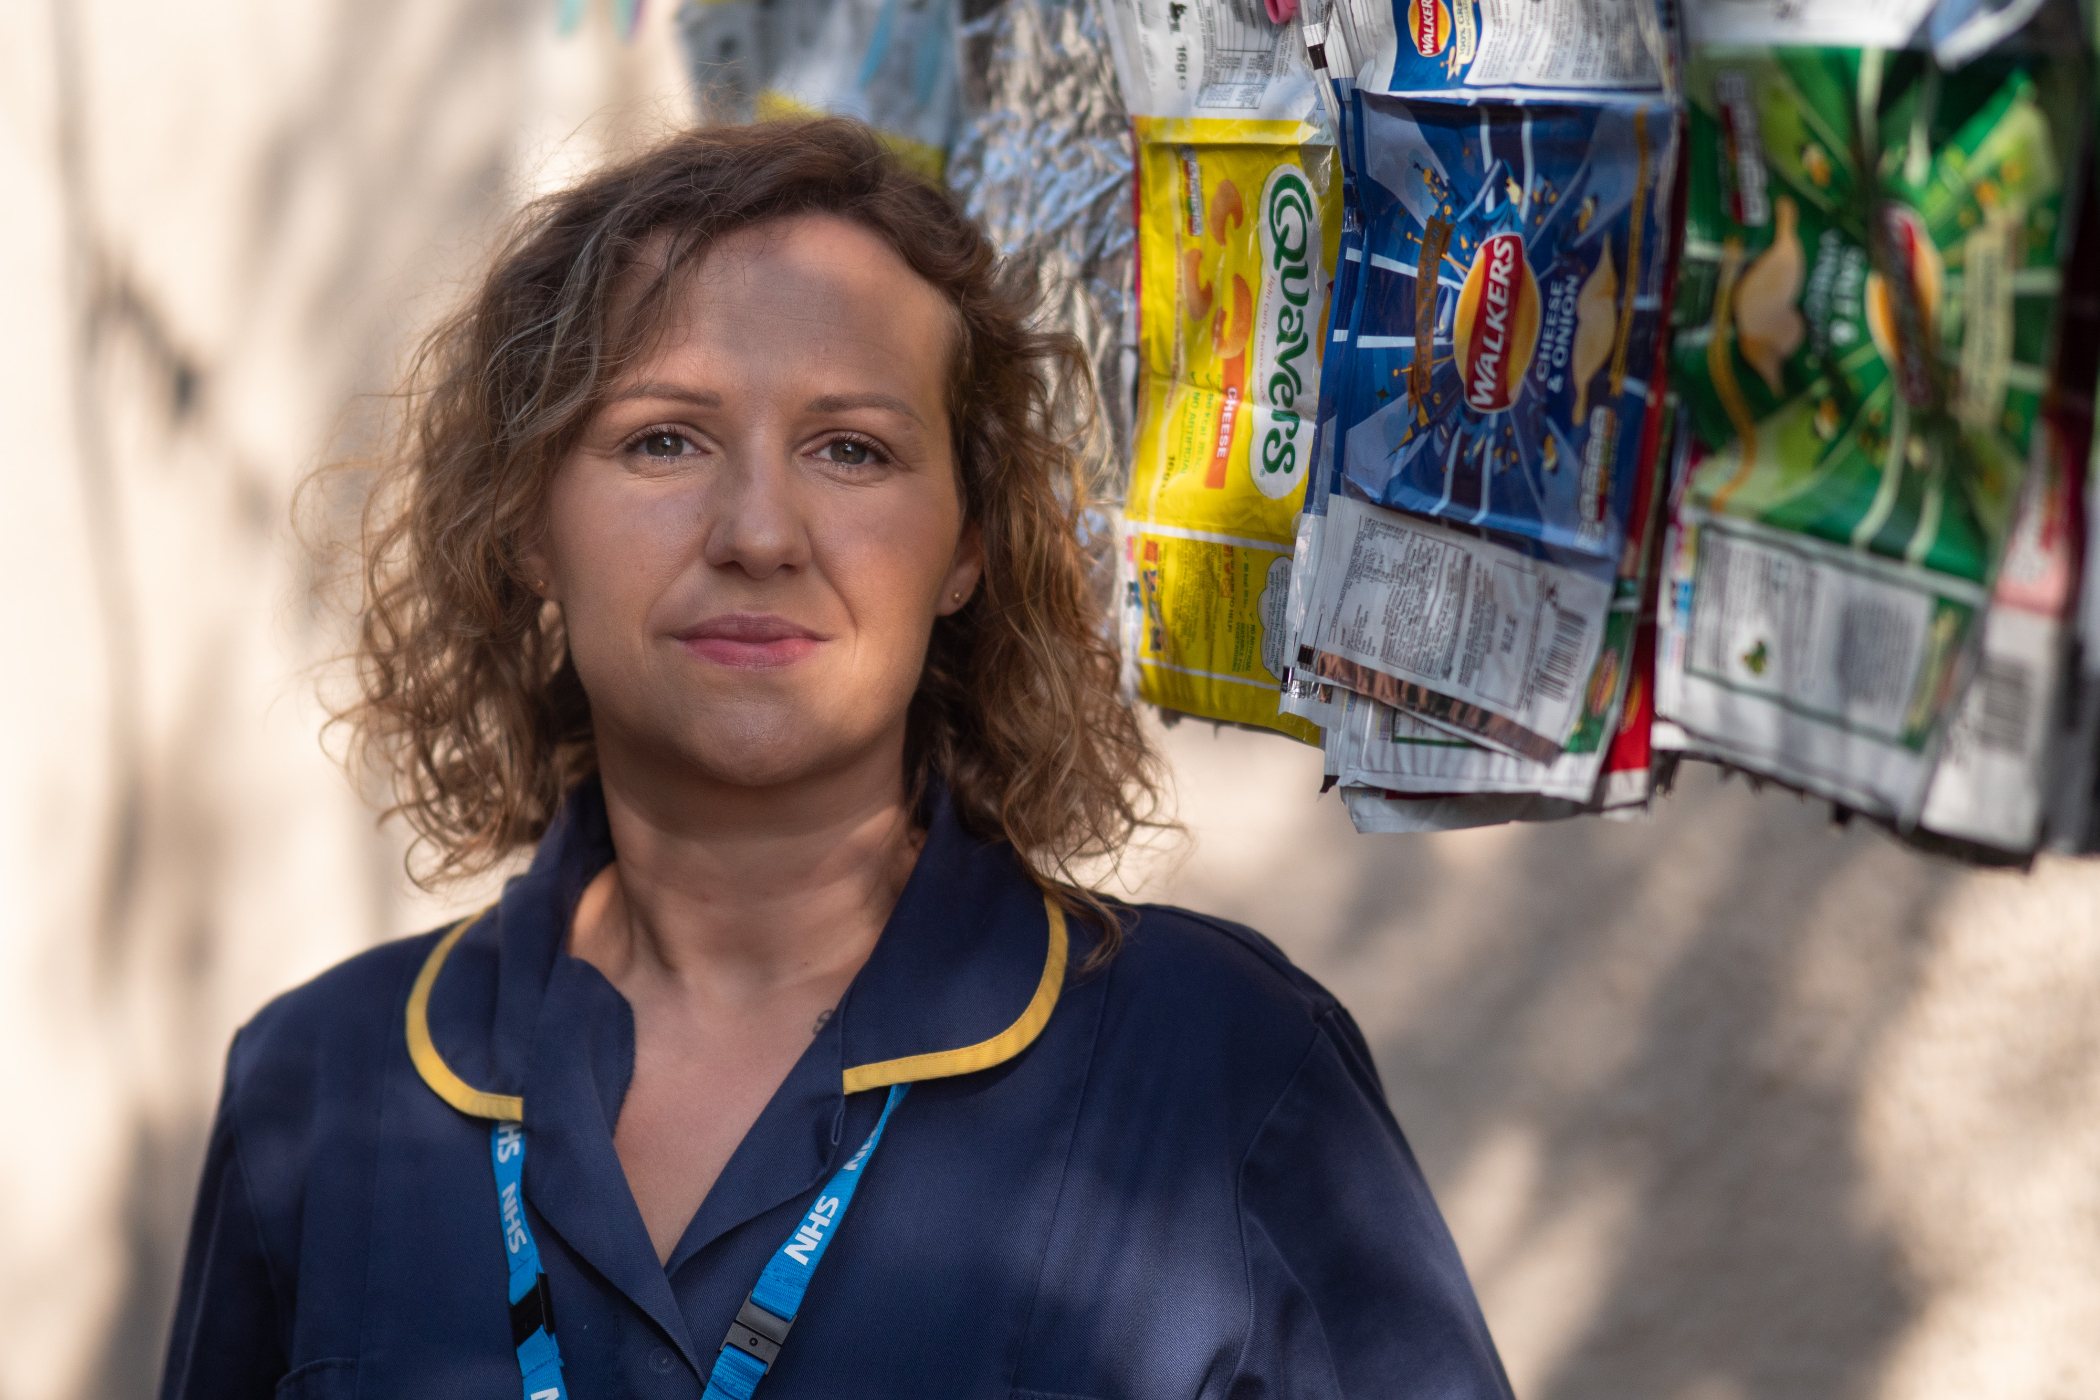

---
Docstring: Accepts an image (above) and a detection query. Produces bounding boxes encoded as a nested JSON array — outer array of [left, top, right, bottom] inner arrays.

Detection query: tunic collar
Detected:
[[403, 777, 1071, 1357], [411, 776, 1070, 1113]]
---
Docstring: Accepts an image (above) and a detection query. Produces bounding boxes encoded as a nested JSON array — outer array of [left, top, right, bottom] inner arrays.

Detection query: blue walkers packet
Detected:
[[1355, 0, 1665, 95], [1332, 88, 1678, 564]]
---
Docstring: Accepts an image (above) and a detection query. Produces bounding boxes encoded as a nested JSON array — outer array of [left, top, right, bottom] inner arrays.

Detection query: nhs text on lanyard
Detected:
[[487, 1083, 910, 1400]]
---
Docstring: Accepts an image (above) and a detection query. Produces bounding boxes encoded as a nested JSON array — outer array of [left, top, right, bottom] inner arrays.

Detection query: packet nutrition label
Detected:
[[1304, 496, 1613, 760], [1463, 0, 1661, 89]]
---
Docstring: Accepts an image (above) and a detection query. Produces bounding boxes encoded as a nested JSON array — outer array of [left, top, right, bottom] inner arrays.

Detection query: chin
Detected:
[[671, 703, 893, 792], [589, 663, 917, 794]]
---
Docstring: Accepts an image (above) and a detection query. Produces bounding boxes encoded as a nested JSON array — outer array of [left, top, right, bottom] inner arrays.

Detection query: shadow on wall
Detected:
[[1140, 729, 1963, 1400], [1363, 770, 1942, 1400], [87, 1118, 211, 1400], [36, 0, 684, 1390]]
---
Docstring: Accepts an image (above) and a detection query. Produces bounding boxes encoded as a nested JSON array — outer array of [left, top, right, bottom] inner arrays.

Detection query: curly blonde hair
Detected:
[[344, 118, 1163, 948]]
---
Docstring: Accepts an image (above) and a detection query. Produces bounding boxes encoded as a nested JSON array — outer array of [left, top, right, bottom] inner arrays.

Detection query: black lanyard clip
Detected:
[[720, 1294, 792, 1369]]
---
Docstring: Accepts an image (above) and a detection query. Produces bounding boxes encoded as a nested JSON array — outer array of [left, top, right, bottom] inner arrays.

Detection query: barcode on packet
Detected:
[[1973, 657, 2034, 755], [1532, 604, 1587, 703]]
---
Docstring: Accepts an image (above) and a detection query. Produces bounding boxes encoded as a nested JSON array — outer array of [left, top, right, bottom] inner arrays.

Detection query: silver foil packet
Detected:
[[948, 0, 1139, 497]]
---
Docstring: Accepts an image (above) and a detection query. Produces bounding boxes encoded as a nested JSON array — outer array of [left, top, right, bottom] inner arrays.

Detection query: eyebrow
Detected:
[[805, 392, 925, 427], [611, 384, 925, 428], [616, 383, 722, 407]]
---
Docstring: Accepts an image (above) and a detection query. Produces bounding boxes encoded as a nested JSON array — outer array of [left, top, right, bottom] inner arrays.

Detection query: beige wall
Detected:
[[1135, 728, 2100, 1400], [0, 3, 2094, 1397]]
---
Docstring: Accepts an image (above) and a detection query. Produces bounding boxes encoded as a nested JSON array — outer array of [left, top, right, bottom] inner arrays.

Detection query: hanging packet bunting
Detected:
[[1656, 480, 1992, 812], [1103, 0, 1327, 123], [1672, 51, 2066, 582], [1594, 396, 1695, 815], [1277, 129, 1367, 732], [2042, 0, 2100, 854], [1119, 117, 1343, 741], [1917, 425, 2079, 851], [1593, 608, 1665, 811], [1685, 0, 2056, 59], [1656, 11, 2085, 821], [1926, 49, 2096, 858], [676, 0, 962, 178], [1326, 0, 1666, 97], [1289, 0, 1685, 782], [1325, 397, 1679, 800], [1300, 494, 1618, 760], [946, 0, 1141, 490], [1329, 88, 1679, 564], [1684, 0, 1939, 48]]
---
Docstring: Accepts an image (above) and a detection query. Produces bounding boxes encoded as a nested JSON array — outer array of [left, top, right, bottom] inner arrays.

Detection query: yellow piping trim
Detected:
[[841, 897, 1068, 1094], [407, 895, 1069, 1111], [406, 909, 524, 1122]]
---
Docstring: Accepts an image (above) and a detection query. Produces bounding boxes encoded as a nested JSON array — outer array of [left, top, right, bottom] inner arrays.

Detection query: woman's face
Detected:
[[530, 214, 981, 798]]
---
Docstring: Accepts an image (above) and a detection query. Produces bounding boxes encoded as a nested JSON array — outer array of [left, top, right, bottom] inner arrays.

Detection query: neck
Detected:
[[572, 741, 921, 1004]]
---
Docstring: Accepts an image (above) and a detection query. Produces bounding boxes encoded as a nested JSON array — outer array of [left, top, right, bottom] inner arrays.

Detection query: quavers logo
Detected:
[[1454, 232, 1541, 414], [1251, 162, 1324, 500], [1407, 0, 1451, 56]]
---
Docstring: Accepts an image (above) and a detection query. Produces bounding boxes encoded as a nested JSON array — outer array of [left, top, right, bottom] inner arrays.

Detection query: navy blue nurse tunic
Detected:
[[161, 780, 1515, 1400]]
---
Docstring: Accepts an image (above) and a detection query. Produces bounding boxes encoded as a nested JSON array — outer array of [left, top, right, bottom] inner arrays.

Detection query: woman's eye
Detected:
[[821, 439, 875, 466], [638, 432, 689, 458]]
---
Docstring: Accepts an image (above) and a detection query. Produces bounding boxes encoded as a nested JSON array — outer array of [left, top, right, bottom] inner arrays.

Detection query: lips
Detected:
[[676, 613, 827, 669]]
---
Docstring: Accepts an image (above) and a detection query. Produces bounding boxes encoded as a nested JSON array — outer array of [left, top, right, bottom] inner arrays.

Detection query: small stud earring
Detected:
[[952, 591, 963, 603]]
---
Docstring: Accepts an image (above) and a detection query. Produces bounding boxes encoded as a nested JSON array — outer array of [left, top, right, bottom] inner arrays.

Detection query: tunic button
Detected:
[[651, 1346, 676, 1372]]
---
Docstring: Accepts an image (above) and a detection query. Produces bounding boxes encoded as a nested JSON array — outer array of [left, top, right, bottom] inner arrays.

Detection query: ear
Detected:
[[937, 522, 984, 616], [518, 540, 556, 603]]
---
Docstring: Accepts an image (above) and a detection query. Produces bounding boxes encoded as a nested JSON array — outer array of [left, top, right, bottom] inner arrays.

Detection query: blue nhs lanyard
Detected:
[[488, 1083, 910, 1400]]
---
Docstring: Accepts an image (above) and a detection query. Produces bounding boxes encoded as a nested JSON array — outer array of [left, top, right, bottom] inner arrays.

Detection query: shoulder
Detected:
[[1076, 903, 1374, 1124], [1107, 902, 1343, 1024], [224, 929, 446, 1106]]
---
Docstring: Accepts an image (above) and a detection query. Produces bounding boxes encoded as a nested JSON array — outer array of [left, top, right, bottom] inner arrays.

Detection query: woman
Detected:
[[162, 119, 1513, 1400]]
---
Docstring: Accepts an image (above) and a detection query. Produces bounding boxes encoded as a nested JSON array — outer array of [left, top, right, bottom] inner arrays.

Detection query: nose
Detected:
[[700, 444, 811, 581]]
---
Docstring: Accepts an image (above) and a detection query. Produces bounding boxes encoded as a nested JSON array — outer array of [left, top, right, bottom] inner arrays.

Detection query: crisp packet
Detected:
[[1276, 169, 1368, 730], [1119, 118, 1342, 741], [1332, 603, 1638, 792], [1672, 53, 2067, 585], [1656, 489, 1989, 813], [947, 0, 1141, 485], [1685, 0, 1938, 48], [1658, 38, 2082, 818], [1327, 393, 1676, 790], [1329, 0, 1665, 96], [1594, 609, 1662, 811], [1103, 0, 1324, 122], [677, 0, 960, 176], [1919, 419, 2079, 851], [1331, 88, 1679, 564], [1301, 494, 1618, 760], [1687, 0, 2058, 60]]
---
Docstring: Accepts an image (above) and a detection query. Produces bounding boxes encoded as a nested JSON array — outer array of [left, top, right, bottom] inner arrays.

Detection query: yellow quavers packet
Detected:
[[1121, 117, 1340, 743]]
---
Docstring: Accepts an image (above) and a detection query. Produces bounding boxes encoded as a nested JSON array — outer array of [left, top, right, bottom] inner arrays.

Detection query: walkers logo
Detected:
[[1250, 163, 1324, 500], [1455, 232, 1541, 414], [1407, 0, 1451, 56]]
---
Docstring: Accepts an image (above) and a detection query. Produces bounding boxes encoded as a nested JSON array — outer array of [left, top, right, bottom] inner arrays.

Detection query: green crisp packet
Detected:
[[1657, 40, 2086, 818], [1673, 49, 2074, 585]]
